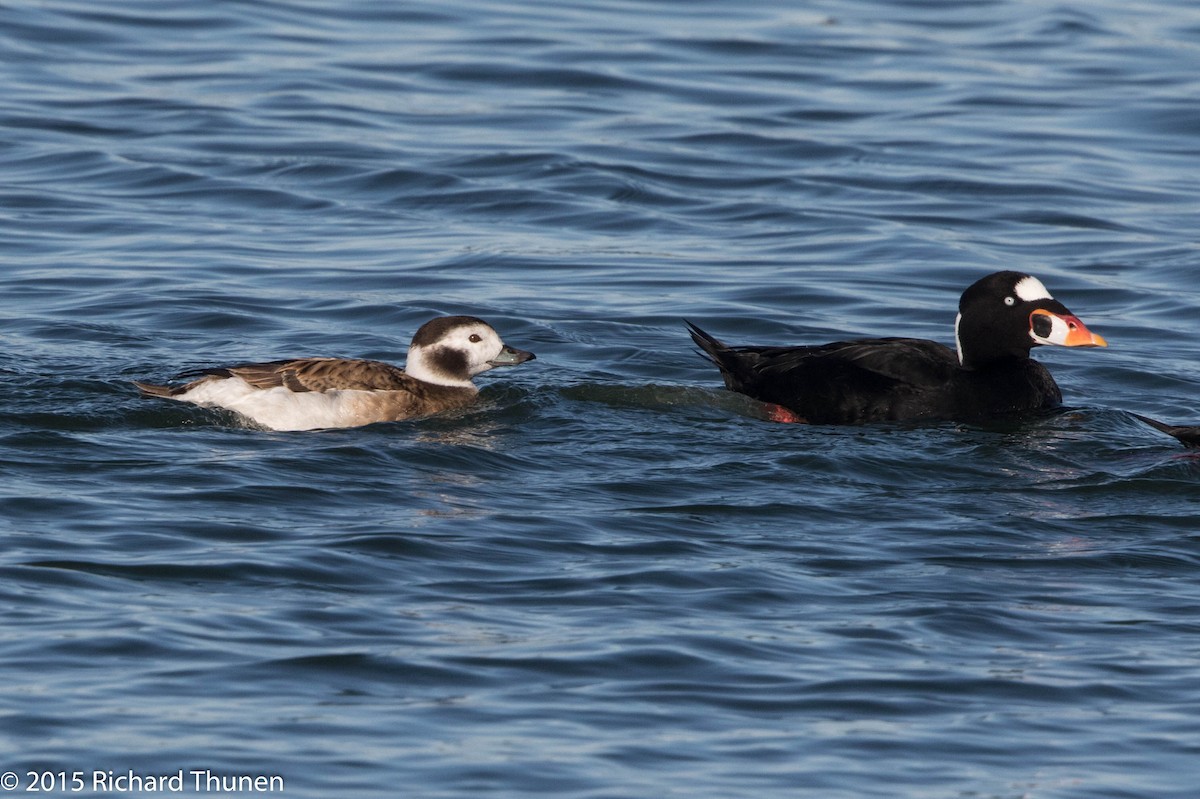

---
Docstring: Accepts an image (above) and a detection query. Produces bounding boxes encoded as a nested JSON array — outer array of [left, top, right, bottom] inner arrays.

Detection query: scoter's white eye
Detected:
[[1004, 296, 1015, 306]]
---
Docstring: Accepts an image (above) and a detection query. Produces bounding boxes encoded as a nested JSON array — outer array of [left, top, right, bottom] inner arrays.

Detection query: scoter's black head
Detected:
[[954, 271, 1105, 369]]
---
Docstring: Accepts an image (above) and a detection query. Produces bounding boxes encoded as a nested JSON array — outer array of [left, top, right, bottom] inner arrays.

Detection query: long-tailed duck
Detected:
[[687, 271, 1107, 424], [135, 315, 535, 431]]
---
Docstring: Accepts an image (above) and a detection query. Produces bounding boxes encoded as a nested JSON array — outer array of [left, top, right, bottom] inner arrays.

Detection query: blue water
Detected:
[[3, 0, 1200, 796]]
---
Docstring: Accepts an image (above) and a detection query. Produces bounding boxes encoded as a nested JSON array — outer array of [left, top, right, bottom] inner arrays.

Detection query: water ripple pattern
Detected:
[[2, 0, 1199, 797]]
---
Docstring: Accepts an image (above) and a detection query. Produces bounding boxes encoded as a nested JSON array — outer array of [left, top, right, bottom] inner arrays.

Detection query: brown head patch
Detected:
[[410, 316, 487, 348], [425, 346, 469, 379]]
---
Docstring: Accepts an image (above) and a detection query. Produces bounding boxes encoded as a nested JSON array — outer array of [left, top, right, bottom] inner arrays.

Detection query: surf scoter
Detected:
[[1129, 413, 1200, 447], [135, 315, 535, 431], [687, 271, 1107, 425]]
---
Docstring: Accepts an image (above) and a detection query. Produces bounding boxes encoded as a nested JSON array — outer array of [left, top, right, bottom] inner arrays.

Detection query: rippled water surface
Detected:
[[3, 1, 1200, 796]]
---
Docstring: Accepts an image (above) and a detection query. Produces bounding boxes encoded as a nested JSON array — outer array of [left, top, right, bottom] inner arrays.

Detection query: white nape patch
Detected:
[[954, 312, 964, 365], [1014, 275, 1053, 302]]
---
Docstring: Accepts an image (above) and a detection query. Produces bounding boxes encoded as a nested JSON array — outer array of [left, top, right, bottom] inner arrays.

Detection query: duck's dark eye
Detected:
[[469, 334, 482, 343]]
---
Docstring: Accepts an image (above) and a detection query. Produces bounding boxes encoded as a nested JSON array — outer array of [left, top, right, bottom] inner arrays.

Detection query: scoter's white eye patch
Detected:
[[1014, 275, 1052, 302]]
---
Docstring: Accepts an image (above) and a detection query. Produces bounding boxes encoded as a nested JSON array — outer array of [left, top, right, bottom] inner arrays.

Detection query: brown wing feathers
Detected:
[[142, 358, 420, 395]]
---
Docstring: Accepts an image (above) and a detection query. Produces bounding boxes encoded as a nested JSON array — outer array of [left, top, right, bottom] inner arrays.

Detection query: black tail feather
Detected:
[[685, 320, 726, 365], [1130, 412, 1200, 447]]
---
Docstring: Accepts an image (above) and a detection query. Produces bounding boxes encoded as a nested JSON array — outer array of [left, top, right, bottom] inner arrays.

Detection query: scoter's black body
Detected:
[[689, 271, 1104, 425]]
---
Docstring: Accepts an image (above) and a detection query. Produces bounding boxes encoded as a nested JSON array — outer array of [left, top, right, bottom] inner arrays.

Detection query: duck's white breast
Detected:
[[179, 378, 377, 431]]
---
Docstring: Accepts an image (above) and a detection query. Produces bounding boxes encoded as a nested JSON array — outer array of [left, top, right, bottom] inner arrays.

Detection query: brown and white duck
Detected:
[[135, 315, 535, 431]]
